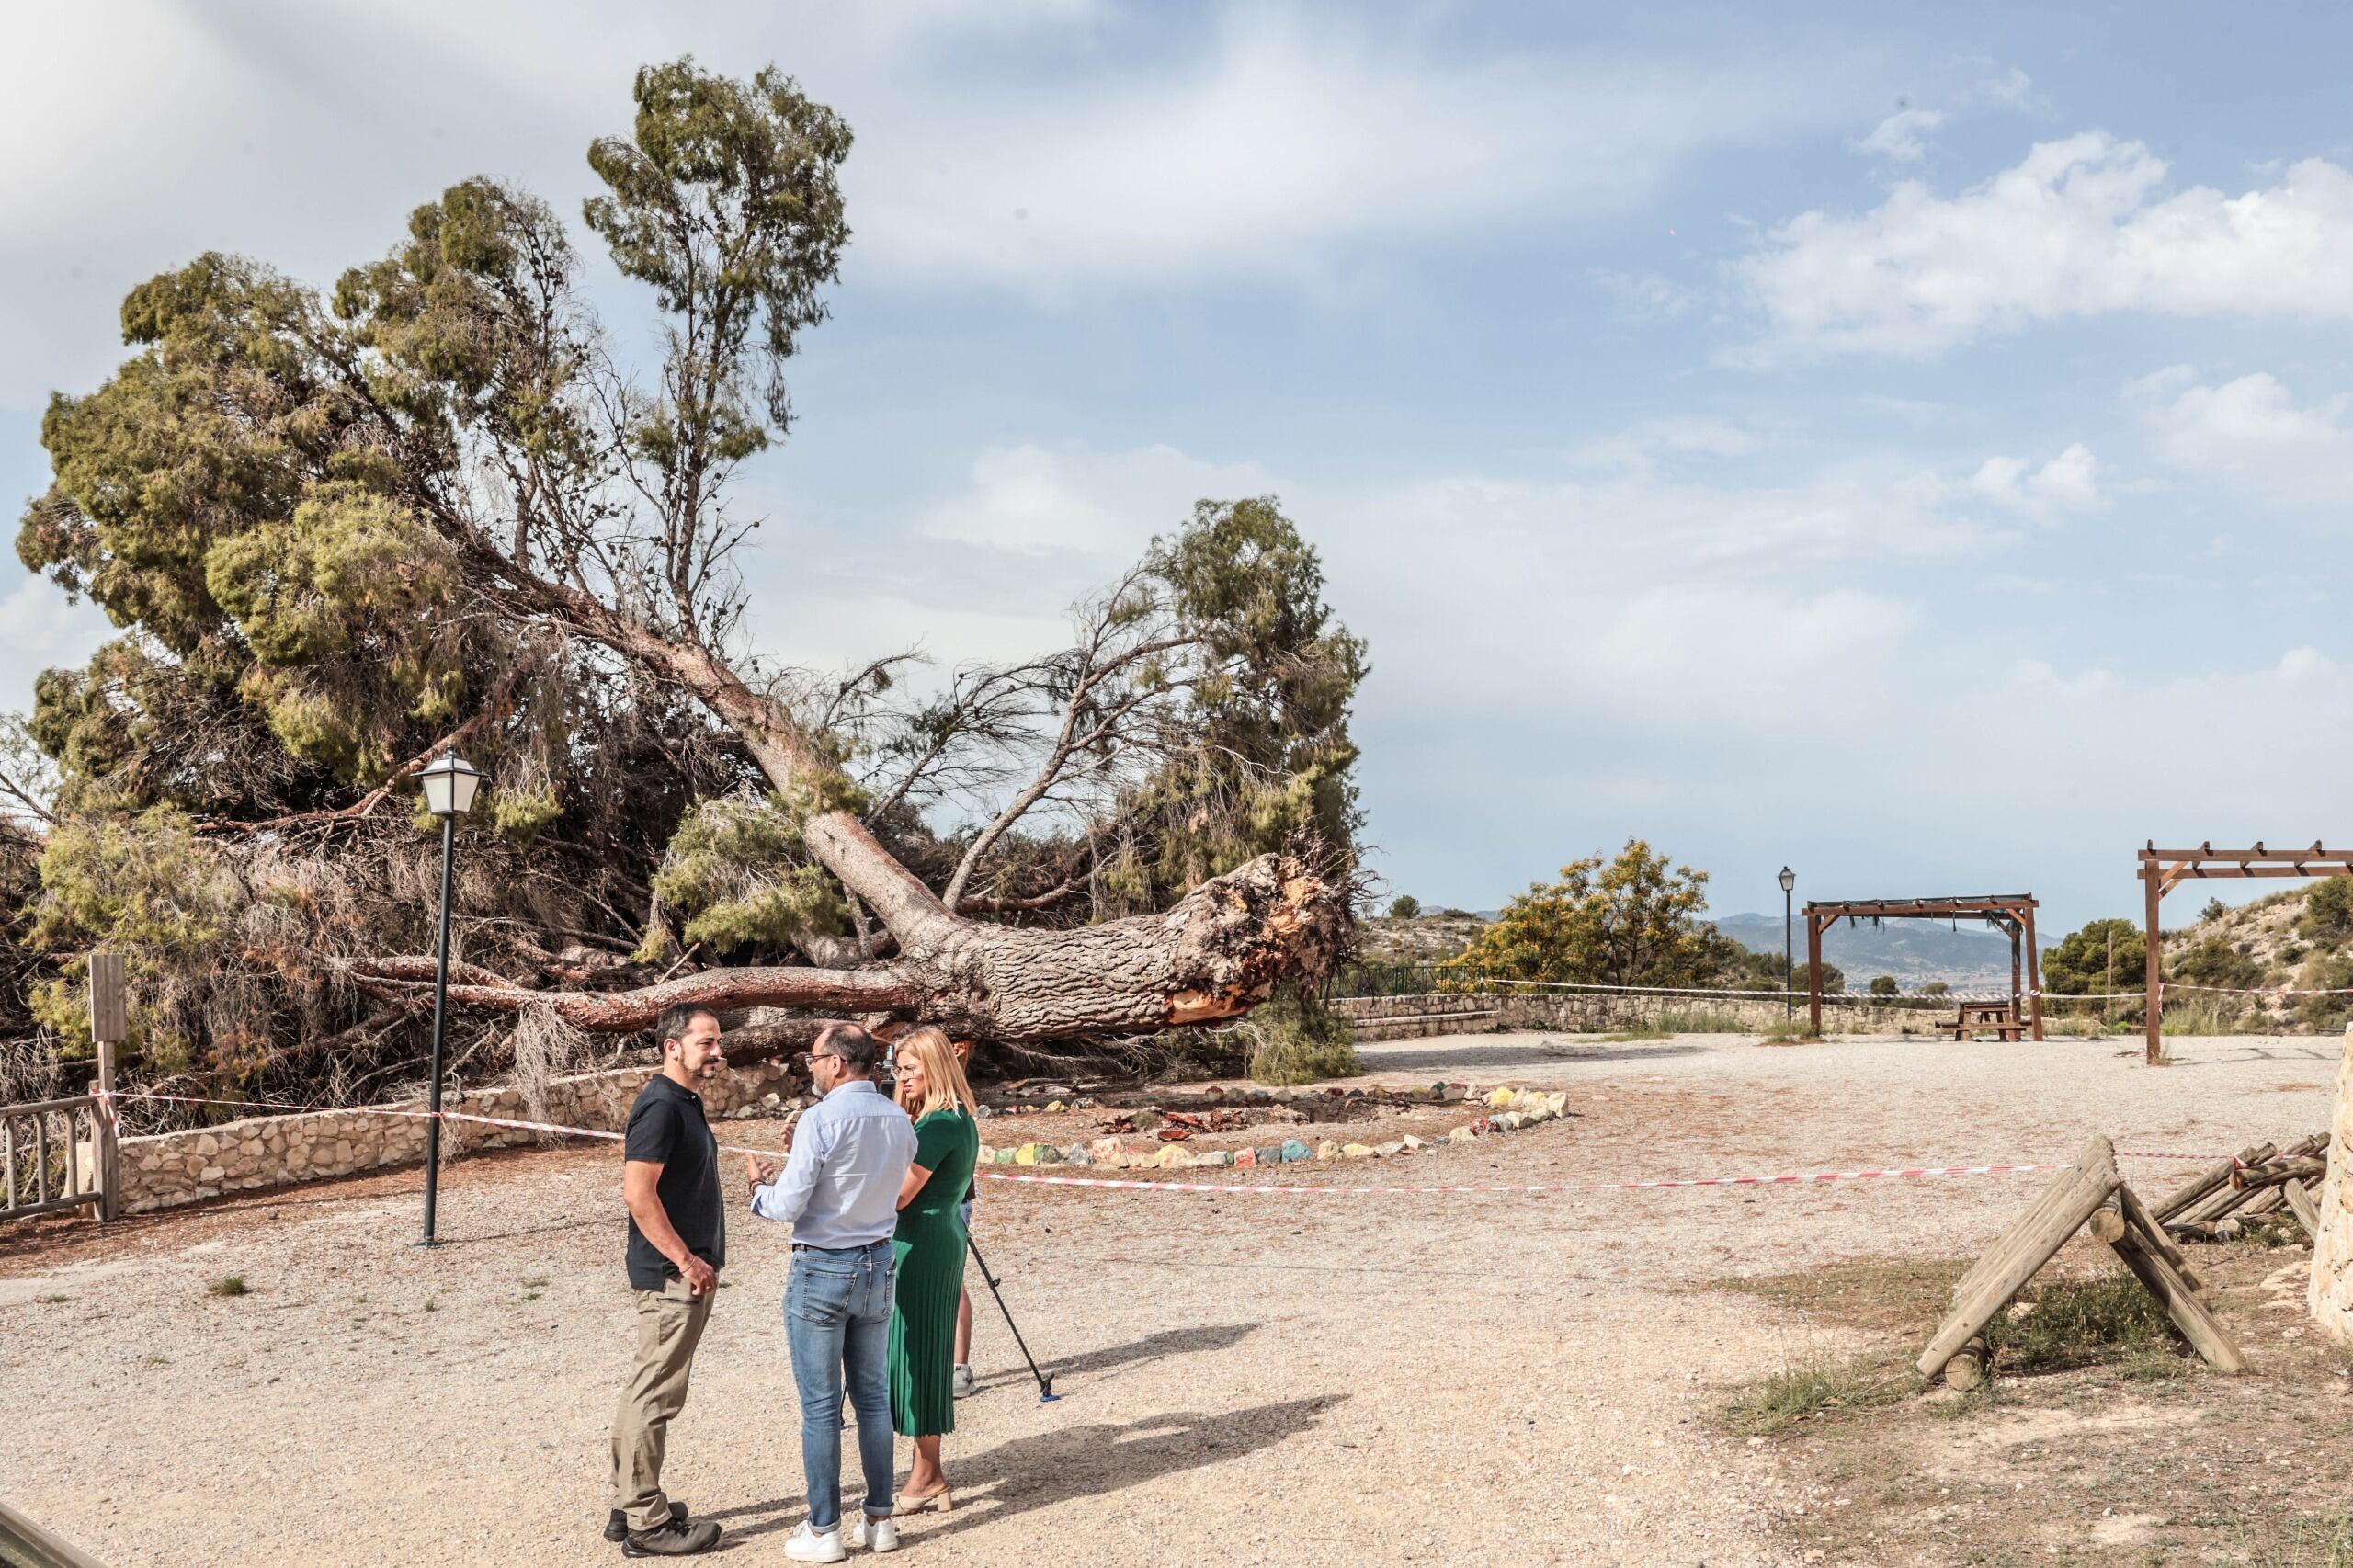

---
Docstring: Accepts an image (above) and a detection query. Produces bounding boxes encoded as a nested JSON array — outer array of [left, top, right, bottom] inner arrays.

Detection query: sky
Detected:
[[6, 1, 2353, 934]]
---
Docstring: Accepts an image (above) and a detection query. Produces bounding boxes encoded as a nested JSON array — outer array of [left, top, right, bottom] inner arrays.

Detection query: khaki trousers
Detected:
[[610, 1276, 716, 1530]]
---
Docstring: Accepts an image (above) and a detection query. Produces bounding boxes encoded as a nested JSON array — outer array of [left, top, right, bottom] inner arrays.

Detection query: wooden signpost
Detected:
[[88, 950, 124, 1222]]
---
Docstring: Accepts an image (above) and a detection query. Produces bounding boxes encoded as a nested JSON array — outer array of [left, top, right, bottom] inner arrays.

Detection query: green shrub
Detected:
[[1868, 975, 1898, 996], [1385, 893, 1422, 919], [207, 1275, 249, 1298], [1654, 1007, 1744, 1033], [2303, 880, 2353, 944], [1723, 1353, 1913, 1437], [2162, 994, 2252, 1036], [2171, 935, 2263, 992], [1984, 1275, 2171, 1372], [1245, 983, 1358, 1085]]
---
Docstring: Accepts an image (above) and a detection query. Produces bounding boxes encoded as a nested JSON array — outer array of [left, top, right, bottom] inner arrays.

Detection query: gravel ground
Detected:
[[0, 1029, 2336, 1568]]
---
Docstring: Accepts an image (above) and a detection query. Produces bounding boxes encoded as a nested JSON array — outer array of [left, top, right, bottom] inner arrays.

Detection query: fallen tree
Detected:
[[9, 59, 1360, 1100]]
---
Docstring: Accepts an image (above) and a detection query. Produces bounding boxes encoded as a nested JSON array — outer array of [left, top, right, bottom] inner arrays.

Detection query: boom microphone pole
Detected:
[[966, 1233, 1059, 1403]]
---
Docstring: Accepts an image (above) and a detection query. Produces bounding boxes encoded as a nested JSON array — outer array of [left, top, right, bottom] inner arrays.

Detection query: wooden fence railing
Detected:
[[0, 1095, 112, 1223], [3, 953, 125, 1227]]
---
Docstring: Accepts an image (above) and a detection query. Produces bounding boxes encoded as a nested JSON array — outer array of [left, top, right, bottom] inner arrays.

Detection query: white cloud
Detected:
[[2133, 369, 2353, 507], [1966, 443, 2102, 515], [919, 442, 1277, 556], [0, 576, 113, 676], [1567, 416, 1763, 472], [1736, 132, 2353, 358], [1579, 583, 1915, 713], [1972, 67, 2035, 111], [1588, 268, 1702, 322], [851, 15, 1839, 292], [2279, 646, 2332, 680], [1856, 108, 1946, 164]]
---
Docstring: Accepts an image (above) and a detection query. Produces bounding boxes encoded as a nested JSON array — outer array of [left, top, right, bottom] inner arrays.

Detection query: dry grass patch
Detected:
[[1715, 1244, 2353, 1565]]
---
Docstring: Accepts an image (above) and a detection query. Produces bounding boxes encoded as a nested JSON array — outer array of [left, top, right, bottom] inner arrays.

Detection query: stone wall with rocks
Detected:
[[119, 1059, 800, 1214]]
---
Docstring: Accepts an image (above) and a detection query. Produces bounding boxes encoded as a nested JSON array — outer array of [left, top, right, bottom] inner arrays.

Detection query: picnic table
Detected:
[[1935, 1000, 2026, 1041]]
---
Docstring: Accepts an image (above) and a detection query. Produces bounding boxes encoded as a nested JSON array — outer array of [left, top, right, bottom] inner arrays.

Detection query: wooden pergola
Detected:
[[2137, 842, 2353, 1065], [1803, 895, 2042, 1040]]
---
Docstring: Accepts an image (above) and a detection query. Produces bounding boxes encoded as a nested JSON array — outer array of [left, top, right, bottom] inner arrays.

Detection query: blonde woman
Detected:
[[887, 1026, 980, 1513]]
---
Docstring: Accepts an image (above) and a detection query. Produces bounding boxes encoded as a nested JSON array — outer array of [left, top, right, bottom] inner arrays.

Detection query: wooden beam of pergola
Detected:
[[1801, 894, 2041, 1042], [2136, 843, 2353, 1064]]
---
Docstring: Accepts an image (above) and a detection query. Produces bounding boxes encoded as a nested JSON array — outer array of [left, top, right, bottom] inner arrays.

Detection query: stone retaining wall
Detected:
[[119, 1059, 799, 1214], [1334, 990, 1976, 1039]]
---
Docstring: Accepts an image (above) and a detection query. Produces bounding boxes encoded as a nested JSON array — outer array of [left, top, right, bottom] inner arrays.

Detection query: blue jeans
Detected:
[[785, 1241, 897, 1530]]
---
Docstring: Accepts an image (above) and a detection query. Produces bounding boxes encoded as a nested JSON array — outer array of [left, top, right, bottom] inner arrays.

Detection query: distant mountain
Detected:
[[1711, 911, 2018, 991]]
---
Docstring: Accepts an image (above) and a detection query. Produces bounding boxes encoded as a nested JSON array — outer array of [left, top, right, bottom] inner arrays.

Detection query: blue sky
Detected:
[[7, 2, 2353, 935]]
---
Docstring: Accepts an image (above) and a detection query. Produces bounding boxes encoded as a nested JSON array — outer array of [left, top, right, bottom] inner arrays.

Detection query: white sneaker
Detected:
[[950, 1363, 977, 1399], [786, 1521, 847, 1562], [847, 1514, 900, 1552]]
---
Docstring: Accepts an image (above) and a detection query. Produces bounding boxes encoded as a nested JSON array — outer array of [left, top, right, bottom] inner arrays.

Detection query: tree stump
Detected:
[[2308, 1024, 2353, 1342]]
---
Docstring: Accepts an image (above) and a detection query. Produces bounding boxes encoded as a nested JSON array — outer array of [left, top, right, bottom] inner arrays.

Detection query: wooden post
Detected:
[[1806, 914, 1824, 1039], [2117, 1179, 2202, 1292], [2152, 1143, 2272, 1222], [1943, 1335, 1991, 1391], [2284, 1176, 2322, 1239], [2143, 862, 2165, 1065], [2009, 924, 2023, 1035], [2024, 903, 2044, 1041], [87, 950, 125, 1222], [2090, 1200, 2246, 1372]]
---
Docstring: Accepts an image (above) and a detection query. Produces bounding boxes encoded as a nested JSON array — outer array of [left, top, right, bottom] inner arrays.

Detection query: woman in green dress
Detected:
[[889, 1025, 980, 1512]]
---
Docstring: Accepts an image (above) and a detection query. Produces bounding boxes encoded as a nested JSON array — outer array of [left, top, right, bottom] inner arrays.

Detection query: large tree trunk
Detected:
[[2310, 1024, 2353, 1339], [348, 820, 1343, 1043]]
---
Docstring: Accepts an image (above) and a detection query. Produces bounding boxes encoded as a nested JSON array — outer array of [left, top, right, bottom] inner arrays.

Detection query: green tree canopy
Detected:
[[2040, 917, 2143, 995], [1442, 839, 1712, 988]]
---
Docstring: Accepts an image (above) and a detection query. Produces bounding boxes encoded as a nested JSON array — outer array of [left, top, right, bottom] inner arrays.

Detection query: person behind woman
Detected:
[[887, 1025, 980, 1512]]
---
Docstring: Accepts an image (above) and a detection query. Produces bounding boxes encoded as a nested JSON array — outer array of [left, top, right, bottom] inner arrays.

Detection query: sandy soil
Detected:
[[0, 1028, 2336, 1567]]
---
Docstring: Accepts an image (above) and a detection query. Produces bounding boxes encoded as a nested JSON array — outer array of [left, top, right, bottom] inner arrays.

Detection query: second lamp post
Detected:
[[417, 753, 483, 1246], [1779, 866, 1797, 1022]]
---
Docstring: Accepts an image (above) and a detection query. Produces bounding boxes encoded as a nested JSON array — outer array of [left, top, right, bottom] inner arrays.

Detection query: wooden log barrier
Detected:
[[1918, 1134, 2121, 1381], [2284, 1176, 2323, 1240], [2117, 1180, 2203, 1293], [1943, 1335, 1992, 1392], [2154, 1142, 2277, 1223], [2096, 1199, 2247, 1373]]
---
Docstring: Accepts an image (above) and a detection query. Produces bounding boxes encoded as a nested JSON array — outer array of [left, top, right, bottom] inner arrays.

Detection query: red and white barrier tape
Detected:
[[98, 1088, 2236, 1199]]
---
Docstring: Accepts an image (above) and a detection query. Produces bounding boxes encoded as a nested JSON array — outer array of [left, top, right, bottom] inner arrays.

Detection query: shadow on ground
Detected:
[[713, 1396, 1340, 1546], [1037, 1320, 1260, 1384]]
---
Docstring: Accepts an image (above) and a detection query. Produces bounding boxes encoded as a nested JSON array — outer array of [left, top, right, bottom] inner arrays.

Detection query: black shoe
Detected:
[[621, 1518, 720, 1557], [605, 1502, 688, 1543]]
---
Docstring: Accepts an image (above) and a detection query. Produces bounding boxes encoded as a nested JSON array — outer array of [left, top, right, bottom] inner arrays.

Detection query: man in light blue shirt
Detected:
[[744, 1023, 917, 1563]]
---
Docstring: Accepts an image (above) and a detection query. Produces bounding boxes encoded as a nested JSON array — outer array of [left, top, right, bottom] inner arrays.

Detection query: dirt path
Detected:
[[0, 1031, 2333, 1567]]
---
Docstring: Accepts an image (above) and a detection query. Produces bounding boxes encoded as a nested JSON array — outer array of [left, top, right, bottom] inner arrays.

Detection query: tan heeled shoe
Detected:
[[897, 1485, 953, 1515]]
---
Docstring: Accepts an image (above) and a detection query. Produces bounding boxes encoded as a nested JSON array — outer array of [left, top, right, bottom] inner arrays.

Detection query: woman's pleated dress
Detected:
[[889, 1107, 978, 1437]]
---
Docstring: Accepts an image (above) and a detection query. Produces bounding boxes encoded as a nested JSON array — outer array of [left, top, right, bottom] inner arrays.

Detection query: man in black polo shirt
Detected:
[[607, 1004, 728, 1557]]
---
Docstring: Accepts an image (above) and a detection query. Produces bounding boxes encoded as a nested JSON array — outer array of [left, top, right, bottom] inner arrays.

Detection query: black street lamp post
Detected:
[[417, 753, 483, 1246], [1779, 866, 1797, 1022]]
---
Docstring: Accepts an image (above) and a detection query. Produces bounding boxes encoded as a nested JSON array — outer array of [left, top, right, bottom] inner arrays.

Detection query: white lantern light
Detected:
[[419, 754, 484, 818], [1779, 866, 1796, 894]]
